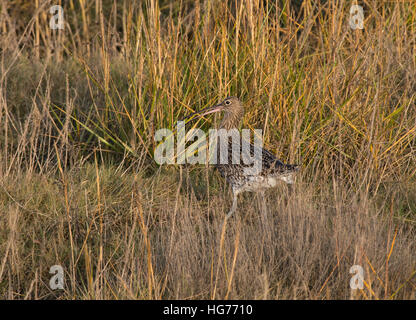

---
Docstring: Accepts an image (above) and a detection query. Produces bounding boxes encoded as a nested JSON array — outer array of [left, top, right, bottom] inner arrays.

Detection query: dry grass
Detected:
[[0, 0, 415, 299]]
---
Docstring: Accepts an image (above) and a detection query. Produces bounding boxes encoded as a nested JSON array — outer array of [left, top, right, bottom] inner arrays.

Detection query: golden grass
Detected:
[[0, 0, 415, 299]]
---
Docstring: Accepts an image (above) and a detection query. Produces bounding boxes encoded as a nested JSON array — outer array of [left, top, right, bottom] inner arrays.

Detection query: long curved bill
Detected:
[[183, 103, 224, 121]]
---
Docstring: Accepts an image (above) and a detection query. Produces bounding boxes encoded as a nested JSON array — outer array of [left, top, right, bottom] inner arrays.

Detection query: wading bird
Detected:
[[184, 97, 299, 218]]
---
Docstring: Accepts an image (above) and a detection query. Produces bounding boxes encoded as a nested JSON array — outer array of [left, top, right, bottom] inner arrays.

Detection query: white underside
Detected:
[[233, 173, 295, 194]]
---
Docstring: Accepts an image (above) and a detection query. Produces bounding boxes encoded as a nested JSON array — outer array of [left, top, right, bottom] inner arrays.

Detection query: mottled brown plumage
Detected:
[[185, 97, 299, 218]]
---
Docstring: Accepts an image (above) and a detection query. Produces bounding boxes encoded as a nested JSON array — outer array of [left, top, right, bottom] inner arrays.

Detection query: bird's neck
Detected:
[[220, 112, 243, 130]]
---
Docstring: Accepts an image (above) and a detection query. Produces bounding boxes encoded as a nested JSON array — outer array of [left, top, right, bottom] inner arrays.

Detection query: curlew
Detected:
[[184, 96, 299, 218]]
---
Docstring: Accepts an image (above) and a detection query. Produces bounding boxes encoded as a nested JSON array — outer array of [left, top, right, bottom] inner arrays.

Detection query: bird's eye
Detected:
[[225, 100, 231, 105]]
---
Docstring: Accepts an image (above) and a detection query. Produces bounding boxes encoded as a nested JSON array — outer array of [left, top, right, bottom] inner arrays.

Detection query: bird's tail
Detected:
[[280, 164, 299, 184], [285, 164, 300, 172]]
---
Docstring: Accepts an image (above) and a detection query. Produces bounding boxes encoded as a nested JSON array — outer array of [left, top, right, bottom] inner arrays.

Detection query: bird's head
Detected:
[[184, 97, 244, 129]]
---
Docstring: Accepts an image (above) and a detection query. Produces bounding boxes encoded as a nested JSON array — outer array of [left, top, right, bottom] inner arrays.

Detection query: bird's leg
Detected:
[[258, 191, 271, 240], [259, 191, 268, 223], [226, 191, 239, 218]]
